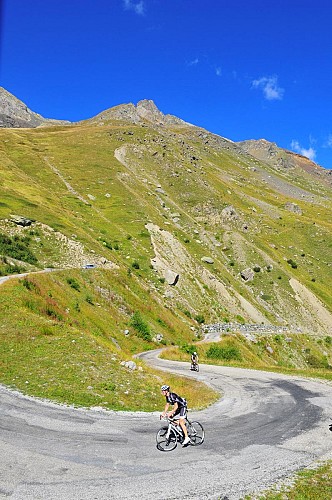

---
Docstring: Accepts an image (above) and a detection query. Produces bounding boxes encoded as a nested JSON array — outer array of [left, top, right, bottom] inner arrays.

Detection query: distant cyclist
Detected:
[[191, 351, 199, 369], [160, 385, 190, 446]]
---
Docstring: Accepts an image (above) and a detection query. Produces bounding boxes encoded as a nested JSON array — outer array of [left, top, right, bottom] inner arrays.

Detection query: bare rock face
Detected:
[[89, 99, 191, 127], [0, 87, 70, 128]]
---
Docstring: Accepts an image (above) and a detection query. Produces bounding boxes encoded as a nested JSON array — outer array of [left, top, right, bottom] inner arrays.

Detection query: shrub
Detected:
[[180, 343, 197, 355], [307, 354, 330, 369], [195, 314, 205, 324], [206, 343, 242, 361], [0, 233, 37, 264], [66, 277, 80, 291], [21, 278, 39, 292], [287, 259, 298, 269], [4, 264, 26, 274], [86, 294, 94, 305], [132, 261, 140, 269], [43, 304, 63, 321], [129, 311, 152, 341], [103, 240, 113, 250]]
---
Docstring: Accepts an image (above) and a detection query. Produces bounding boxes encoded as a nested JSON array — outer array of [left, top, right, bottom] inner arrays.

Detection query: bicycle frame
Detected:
[[165, 417, 185, 441]]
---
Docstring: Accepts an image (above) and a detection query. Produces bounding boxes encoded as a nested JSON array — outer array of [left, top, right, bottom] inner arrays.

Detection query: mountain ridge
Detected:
[[2, 86, 330, 182], [0, 86, 331, 338], [0, 87, 70, 128]]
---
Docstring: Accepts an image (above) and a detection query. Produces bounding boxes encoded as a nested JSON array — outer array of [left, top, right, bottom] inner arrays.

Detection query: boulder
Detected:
[[221, 205, 238, 220], [284, 202, 302, 215], [121, 360, 137, 370], [241, 268, 255, 281], [11, 215, 32, 227], [201, 256, 214, 264], [164, 269, 179, 286]]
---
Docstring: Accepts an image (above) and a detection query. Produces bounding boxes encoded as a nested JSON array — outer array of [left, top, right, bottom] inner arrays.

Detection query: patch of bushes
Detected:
[[129, 311, 152, 341], [287, 258, 298, 269], [0, 233, 37, 264], [306, 354, 330, 369], [102, 240, 113, 250], [206, 343, 242, 361], [85, 294, 94, 305], [195, 314, 205, 324], [0, 264, 26, 276], [21, 278, 39, 292], [66, 277, 81, 291], [180, 343, 197, 355]]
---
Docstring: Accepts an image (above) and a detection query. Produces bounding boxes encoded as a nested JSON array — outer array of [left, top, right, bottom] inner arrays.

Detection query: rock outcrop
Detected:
[[0, 87, 70, 128]]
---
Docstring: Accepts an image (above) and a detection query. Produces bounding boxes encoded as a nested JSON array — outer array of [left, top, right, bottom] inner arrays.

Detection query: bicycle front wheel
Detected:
[[156, 427, 177, 451], [188, 421, 204, 445]]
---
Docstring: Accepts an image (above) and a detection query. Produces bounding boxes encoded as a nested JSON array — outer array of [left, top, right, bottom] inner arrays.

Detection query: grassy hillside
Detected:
[[161, 333, 332, 380], [0, 268, 218, 410], [0, 108, 331, 408]]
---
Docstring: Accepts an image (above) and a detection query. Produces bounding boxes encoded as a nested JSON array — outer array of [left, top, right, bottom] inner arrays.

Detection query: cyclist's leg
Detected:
[[178, 408, 189, 443]]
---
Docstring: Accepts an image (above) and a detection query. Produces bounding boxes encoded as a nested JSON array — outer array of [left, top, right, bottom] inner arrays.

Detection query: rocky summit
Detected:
[[0, 87, 70, 128]]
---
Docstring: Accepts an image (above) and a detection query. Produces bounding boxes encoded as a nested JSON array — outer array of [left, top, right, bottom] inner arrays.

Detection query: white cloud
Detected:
[[252, 76, 284, 101], [187, 58, 199, 66], [123, 0, 145, 15], [324, 134, 332, 148], [291, 140, 316, 161], [215, 66, 222, 77]]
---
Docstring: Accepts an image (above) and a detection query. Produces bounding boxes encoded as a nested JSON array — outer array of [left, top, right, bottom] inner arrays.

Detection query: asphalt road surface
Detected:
[[1, 349, 332, 499]]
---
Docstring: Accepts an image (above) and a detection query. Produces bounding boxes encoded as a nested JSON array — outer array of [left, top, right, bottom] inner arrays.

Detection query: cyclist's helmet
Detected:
[[161, 385, 170, 391]]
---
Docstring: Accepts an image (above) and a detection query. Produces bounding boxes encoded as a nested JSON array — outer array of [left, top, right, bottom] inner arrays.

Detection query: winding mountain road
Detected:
[[1, 350, 332, 499]]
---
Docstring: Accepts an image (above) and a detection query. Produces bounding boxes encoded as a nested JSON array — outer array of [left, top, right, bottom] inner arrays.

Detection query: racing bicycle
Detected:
[[156, 415, 205, 451], [190, 362, 199, 372]]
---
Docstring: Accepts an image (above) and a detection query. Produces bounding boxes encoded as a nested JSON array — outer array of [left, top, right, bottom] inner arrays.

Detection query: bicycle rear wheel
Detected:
[[187, 421, 204, 445], [156, 427, 177, 451]]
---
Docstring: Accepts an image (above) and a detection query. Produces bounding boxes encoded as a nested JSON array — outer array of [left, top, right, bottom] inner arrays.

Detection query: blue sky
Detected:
[[1, 0, 332, 169]]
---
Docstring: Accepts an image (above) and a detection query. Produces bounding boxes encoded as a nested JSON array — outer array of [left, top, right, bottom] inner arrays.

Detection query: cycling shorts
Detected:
[[173, 406, 187, 420]]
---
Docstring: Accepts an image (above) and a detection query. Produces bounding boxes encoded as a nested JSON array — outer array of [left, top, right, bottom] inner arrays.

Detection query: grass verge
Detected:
[[245, 461, 332, 499]]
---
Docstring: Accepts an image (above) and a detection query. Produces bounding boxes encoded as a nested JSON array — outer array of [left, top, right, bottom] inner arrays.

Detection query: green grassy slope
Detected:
[[0, 114, 331, 408]]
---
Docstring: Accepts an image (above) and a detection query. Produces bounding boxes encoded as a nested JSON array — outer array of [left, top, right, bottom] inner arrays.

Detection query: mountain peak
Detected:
[[88, 99, 191, 127], [0, 87, 70, 128]]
